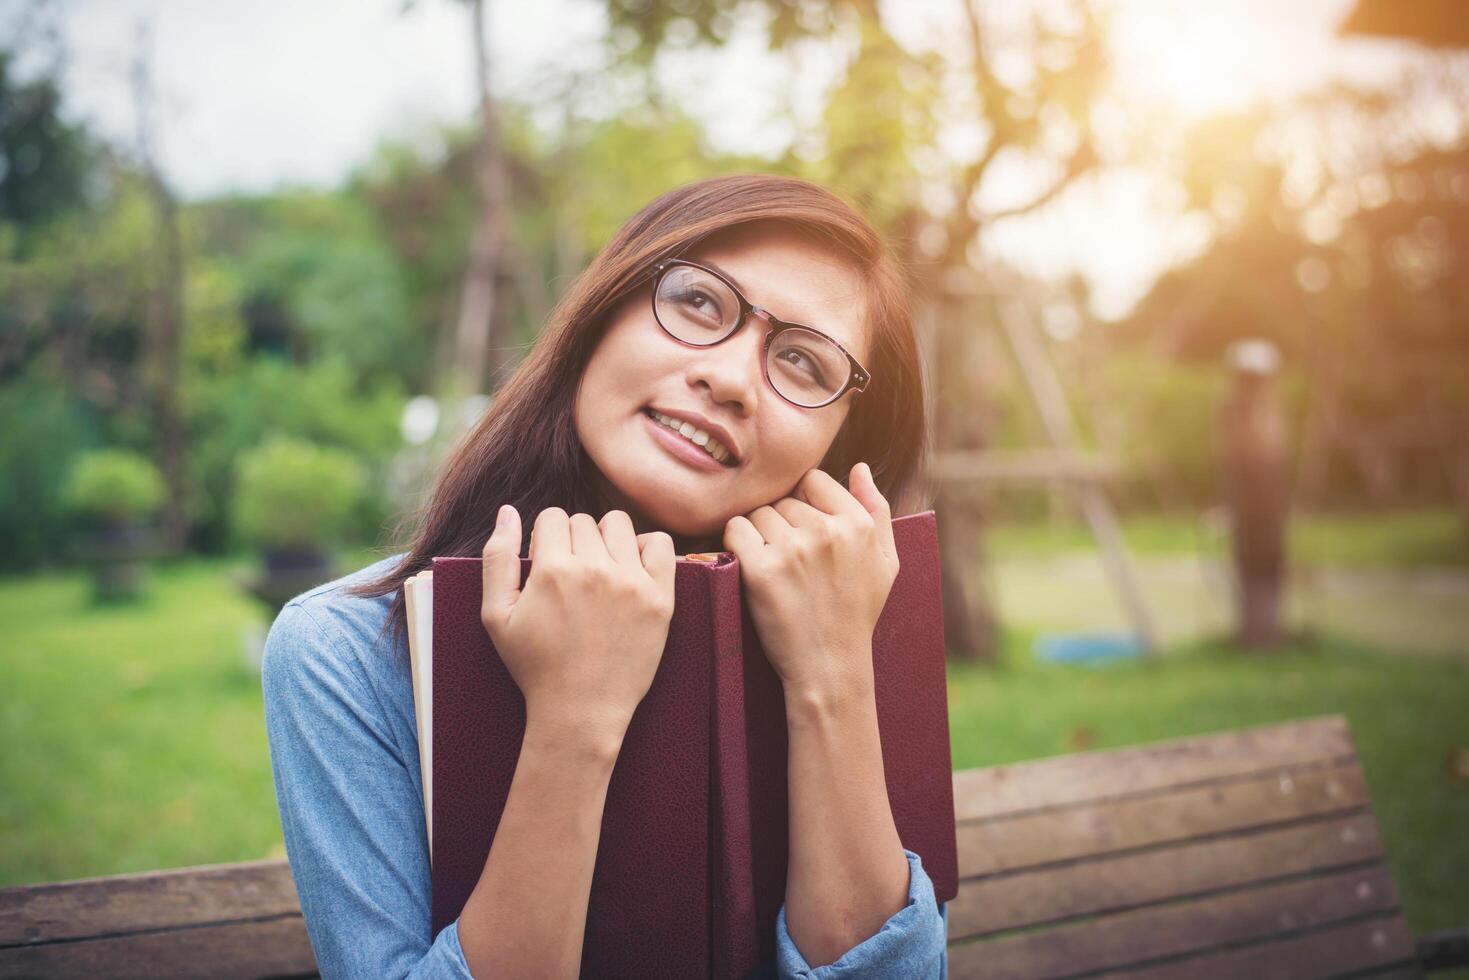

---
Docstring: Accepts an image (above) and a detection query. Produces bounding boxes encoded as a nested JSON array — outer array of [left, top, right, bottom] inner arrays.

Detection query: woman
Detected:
[[262, 173, 948, 978]]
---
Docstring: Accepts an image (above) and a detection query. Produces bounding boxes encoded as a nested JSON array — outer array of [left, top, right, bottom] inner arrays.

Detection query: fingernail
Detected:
[[860, 462, 872, 480]]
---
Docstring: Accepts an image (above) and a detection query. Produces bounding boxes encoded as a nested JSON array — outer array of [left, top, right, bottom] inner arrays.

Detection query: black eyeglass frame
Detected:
[[649, 258, 872, 409]]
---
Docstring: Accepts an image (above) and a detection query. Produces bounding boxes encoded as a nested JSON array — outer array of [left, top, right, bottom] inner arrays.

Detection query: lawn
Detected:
[[1, 553, 1466, 943]]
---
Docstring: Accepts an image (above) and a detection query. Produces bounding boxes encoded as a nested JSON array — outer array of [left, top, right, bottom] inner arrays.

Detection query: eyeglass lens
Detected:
[[655, 265, 851, 407]]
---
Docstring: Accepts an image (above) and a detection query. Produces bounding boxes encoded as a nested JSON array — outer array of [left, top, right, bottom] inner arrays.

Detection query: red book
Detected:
[[416, 510, 957, 978]]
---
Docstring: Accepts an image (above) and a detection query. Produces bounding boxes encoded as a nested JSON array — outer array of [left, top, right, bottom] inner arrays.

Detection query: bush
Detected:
[[186, 357, 405, 553], [232, 437, 365, 552], [62, 449, 166, 525]]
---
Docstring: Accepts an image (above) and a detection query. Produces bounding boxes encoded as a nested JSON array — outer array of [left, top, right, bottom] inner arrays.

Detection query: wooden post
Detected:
[[922, 286, 999, 662], [1220, 339, 1290, 649], [995, 296, 1160, 657]]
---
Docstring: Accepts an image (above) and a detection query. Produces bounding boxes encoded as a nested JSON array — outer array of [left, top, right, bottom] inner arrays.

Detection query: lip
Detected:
[[642, 411, 730, 472], [646, 406, 743, 465]]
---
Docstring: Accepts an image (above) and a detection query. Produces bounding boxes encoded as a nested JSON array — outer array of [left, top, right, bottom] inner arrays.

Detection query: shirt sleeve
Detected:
[[261, 601, 474, 980], [772, 849, 949, 979]]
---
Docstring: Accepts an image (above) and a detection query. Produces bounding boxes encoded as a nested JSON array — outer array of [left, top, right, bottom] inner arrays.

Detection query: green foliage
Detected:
[[1101, 355, 1228, 507], [186, 358, 404, 551], [0, 375, 96, 570], [227, 190, 422, 385], [231, 437, 366, 552], [61, 449, 166, 524], [801, 12, 937, 232], [0, 52, 99, 238]]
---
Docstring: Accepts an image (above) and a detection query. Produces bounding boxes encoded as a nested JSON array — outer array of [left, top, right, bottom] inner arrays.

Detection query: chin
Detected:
[[632, 494, 726, 539]]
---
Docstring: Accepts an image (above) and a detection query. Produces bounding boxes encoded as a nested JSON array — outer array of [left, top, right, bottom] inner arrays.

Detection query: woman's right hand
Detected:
[[480, 504, 677, 751]]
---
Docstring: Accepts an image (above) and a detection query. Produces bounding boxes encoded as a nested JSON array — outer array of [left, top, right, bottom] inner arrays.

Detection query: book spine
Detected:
[[708, 560, 758, 980]]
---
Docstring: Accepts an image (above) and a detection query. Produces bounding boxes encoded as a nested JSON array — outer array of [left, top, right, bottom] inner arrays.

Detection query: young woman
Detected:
[[262, 173, 948, 978]]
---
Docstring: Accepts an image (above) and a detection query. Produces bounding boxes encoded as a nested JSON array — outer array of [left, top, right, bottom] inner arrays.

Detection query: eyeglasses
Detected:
[[649, 258, 871, 409]]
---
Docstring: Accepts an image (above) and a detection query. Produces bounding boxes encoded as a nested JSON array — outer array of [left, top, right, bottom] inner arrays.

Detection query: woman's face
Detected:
[[573, 223, 871, 543]]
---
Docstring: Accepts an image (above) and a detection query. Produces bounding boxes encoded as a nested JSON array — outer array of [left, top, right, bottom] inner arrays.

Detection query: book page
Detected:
[[404, 571, 434, 857]]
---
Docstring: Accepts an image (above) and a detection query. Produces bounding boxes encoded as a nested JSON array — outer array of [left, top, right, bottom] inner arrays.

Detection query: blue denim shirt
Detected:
[[261, 554, 949, 978]]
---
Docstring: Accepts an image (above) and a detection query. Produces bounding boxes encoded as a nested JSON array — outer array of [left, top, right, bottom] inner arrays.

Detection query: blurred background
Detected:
[[1, 0, 1465, 946]]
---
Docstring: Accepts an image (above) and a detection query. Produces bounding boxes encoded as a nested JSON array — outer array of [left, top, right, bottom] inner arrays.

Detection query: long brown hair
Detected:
[[348, 173, 929, 647]]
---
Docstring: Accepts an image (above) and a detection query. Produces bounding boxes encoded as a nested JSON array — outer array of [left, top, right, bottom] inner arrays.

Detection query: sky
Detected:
[[30, 0, 1437, 320]]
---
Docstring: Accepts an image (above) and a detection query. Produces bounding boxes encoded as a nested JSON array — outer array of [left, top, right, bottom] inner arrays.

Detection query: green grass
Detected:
[[988, 508, 1469, 569], [1, 556, 1466, 947], [0, 558, 281, 884]]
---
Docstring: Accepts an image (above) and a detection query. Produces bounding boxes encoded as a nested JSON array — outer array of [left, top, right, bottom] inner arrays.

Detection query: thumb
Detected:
[[638, 530, 677, 597], [847, 461, 886, 516], [480, 504, 523, 632], [849, 462, 898, 563]]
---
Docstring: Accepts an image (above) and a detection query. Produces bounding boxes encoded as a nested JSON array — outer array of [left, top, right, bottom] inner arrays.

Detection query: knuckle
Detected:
[[538, 556, 571, 580], [583, 560, 615, 585]]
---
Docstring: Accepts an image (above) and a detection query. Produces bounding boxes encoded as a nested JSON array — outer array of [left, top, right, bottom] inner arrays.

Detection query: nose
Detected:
[[686, 314, 767, 416]]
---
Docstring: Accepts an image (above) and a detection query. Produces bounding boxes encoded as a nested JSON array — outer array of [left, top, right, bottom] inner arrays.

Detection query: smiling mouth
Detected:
[[643, 408, 738, 467]]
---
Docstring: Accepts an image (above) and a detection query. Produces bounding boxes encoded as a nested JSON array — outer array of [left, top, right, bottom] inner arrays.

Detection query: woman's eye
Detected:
[[777, 347, 829, 386], [673, 287, 724, 323]]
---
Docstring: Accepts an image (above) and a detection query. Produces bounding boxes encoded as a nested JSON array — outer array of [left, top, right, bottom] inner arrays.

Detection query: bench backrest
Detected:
[[0, 715, 1426, 979], [944, 714, 1423, 979]]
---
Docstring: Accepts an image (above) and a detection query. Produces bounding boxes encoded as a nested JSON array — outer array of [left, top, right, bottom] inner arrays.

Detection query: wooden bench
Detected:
[[2, 715, 1465, 978]]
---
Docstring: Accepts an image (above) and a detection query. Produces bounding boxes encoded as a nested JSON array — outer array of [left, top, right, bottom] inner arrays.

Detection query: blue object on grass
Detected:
[[1035, 632, 1145, 664]]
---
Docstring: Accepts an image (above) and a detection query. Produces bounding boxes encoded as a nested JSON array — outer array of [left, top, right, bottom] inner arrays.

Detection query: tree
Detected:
[[0, 50, 96, 241], [1120, 64, 1469, 519]]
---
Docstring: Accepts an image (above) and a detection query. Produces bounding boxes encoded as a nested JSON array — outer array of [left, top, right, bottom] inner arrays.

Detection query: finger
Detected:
[[530, 506, 570, 564], [723, 514, 766, 559], [772, 495, 825, 528], [599, 510, 641, 566], [569, 511, 611, 562], [849, 461, 897, 562], [638, 530, 676, 594], [746, 504, 792, 544], [481, 504, 523, 626], [797, 467, 868, 521]]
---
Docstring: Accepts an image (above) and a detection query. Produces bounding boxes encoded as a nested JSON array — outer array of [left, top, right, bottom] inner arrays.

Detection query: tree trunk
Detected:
[[446, 0, 513, 398], [920, 286, 999, 663], [132, 23, 189, 554]]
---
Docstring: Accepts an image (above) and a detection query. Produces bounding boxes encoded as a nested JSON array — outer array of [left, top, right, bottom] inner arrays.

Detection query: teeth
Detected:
[[649, 410, 734, 464]]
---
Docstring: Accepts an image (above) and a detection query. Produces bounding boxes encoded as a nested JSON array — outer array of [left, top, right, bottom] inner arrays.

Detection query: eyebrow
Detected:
[[700, 258, 861, 352], [700, 259, 748, 296]]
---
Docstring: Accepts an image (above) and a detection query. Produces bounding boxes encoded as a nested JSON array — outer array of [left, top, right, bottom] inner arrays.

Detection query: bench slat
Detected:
[[0, 916, 316, 980], [956, 760, 1368, 875], [952, 715, 1353, 821], [1103, 914, 1422, 980], [947, 811, 1385, 940], [947, 866, 1406, 980], [0, 859, 300, 948]]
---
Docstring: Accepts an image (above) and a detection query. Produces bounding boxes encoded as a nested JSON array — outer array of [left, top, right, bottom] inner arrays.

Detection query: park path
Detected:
[[990, 553, 1469, 660]]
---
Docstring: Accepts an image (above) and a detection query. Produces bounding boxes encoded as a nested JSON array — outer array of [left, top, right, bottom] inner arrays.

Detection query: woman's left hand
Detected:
[[723, 461, 899, 702]]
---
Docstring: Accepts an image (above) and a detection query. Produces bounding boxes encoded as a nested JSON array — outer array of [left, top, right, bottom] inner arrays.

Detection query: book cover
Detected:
[[414, 510, 956, 978]]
